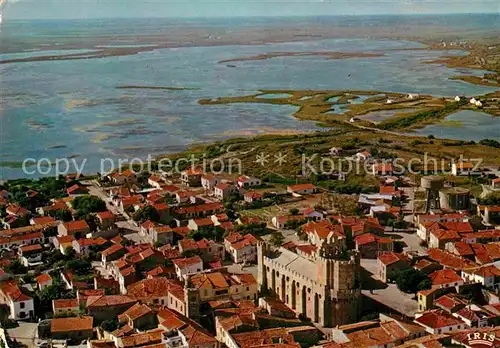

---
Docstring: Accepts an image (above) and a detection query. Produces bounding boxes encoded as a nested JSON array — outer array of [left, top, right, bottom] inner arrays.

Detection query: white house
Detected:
[[454, 96, 461, 102], [328, 147, 342, 156], [244, 191, 263, 204], [492, 178, 500, 191], [147, 175, 163, 189], [354, 151, 372, 161], [414, 310, 467, 334], [35, 273, 53, 291], [224, 233, 258, 264], [236, 175, 261, 188], [175, 190, 197, 204], [0, 282, 34, 320], [201, 174, 220, 192], [462, 265, 500, 289], [429, 269, 464, 289], [214, 183, 235, 201], [287, 183, 317, 196], [451, 161, 479, 176], [108, 169, 137, 185], [172, 256, 203, 280], [453, 305, 491, 328]]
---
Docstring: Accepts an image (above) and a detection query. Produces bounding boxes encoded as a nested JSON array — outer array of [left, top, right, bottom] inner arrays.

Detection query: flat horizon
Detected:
[[3, 12, 498, 21]]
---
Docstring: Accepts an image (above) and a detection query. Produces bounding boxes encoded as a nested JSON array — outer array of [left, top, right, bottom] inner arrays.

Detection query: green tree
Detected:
[[5, 260, 27, 275], [395, 269, 431, 294], [72, 195, 106, 217], [101, 320, 119, 332], [84, 214, 99, 232], [289, 208, 299, 216], [480, 193, 500, 206], [269, 232, 285, 247], [65, 259, 92, 276], [50, 209, 73, 222], [38, 281, 68, 303], [133, 205, 159, 223]]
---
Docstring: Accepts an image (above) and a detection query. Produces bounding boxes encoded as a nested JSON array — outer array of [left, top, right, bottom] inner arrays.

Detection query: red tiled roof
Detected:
[[97, 211, 114, 220], [102, 243, 125, 257], [35, 273, 52, 285], [149, 175, 161, 182], [450, 241, 474, 257], [429, 269, 462, 286], [67, 184, 89, 194], [287, 183, 315, 192], [9, 232, 42, 243], [465, 265, 500, 278], [434, 294, 466, 311], [295, 244, 317, 256], [86, 295, 136, 308], [119, 303, 152, 321], [126, 277, 184, 300], [244, 191, 264, 199], [173, 256, 202, 269], [373, 163, 393, 173], [152, 203, 168, 211], [6, 204, 28, 216], [192, 217, 214, 227], [302, 220, 345, 240], [215, 183, 231, 190], [120, 329, 163, 348], [231, 234, 258, 250], [32, 216, 56, 225], [176, 190, 197, 198], [441, 221, 473, 234], [63, 220, 89, 232], [53, 298, 78, 309], [355, 233, 393, 246], [430, 229, 461, 241], [415, 310, 463, 329], [378, 252, 409, 266], [427, 249, 478, 271], [183, 167, 204, 176], [57, 235, 75, 245], [175, 202, 223, 215], [77, 237, 107, 247], [20, 244, 42, 253], [51, 316, 93, 332]]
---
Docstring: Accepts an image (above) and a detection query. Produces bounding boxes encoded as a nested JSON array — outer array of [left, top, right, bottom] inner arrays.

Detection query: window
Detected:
[[20, 302, 25, 309], [246, 287, 249, 291]]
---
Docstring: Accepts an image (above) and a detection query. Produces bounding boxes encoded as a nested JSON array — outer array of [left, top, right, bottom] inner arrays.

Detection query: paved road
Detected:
[[342, 120, 403, 136], [362, 284, 418, 317], [87, 184, 139, 234], [385, 230, 425, 254], [360, 258, 418, 317], [7, 322, 37, 348]]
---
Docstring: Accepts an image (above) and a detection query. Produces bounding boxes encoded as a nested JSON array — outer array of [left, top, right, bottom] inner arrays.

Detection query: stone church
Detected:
[[257, 230, 361, 327]]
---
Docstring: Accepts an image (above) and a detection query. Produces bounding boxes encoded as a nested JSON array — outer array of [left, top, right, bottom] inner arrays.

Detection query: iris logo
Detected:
[[467, 332, 496, 347]]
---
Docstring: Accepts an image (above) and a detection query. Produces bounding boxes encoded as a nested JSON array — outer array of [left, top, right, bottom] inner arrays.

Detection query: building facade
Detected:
[[256, 237, 361, 327]]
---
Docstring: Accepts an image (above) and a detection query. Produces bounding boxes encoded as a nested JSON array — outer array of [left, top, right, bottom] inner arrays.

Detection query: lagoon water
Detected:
[[409, 110, 500, 142], [0, 16, 498, 178]]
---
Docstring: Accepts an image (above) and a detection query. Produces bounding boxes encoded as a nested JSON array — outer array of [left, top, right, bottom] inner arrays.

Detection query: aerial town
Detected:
[[1, 156, 500, 348]]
